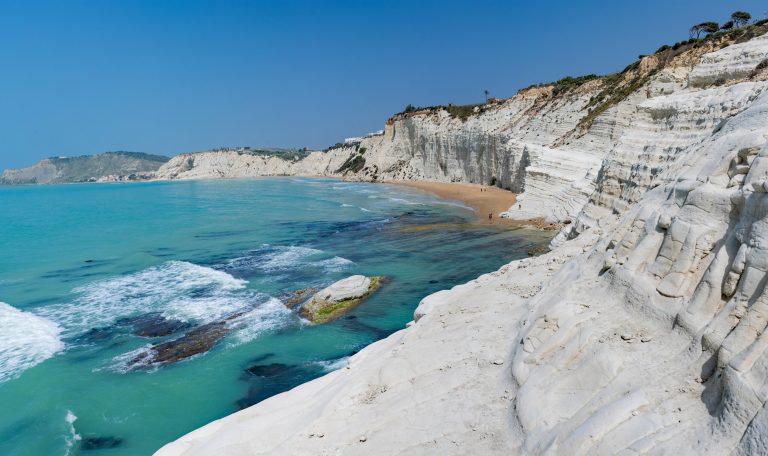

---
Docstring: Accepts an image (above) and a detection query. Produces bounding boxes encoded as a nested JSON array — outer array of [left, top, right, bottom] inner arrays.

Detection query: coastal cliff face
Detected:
[[156, 32, 768, 455], [155, 30, 767, 233], [155, 87, 600, 223], [0, 152, 169, 184]]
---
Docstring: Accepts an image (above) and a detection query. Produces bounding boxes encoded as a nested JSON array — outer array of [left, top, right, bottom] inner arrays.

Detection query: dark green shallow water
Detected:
[[0, 177, 551, 455]]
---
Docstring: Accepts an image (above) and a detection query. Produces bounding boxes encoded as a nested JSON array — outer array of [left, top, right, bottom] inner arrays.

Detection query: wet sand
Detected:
[[388, 180, 550, 228]]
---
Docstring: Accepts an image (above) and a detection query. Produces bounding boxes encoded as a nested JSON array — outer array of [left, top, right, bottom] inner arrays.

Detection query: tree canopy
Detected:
[[731, 11, 751, 27], [689, 22, 719, 38]]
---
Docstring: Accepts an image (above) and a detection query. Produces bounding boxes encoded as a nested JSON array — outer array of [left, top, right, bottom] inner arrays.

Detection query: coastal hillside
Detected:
[[157, 27, 768, 456], [0, 151, 169, 185]]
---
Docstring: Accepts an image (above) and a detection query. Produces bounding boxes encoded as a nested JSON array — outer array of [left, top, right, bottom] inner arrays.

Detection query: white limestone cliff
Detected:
[[156, 31, 768, 455]]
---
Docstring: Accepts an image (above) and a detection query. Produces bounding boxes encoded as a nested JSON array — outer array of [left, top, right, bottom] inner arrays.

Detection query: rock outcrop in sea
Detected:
[[155, 28, 768, 455], [299, 275, 383, 324]]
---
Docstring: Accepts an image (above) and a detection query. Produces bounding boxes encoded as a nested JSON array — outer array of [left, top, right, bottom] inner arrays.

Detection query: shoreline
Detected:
[[154, 231, 593, 456], [2, 176, 559, 231], [386, 179, 554, 229]]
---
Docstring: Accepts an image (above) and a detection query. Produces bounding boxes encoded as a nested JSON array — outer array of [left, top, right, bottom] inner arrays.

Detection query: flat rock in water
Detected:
[[299, 275, 384, 324], [151, 322, 229, 365], [128, 322, 229, 368], [126, 309, 252, 369]]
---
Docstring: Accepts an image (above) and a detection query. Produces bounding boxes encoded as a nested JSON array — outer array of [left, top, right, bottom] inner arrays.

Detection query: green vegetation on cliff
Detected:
[[391, 10, 767, 132]]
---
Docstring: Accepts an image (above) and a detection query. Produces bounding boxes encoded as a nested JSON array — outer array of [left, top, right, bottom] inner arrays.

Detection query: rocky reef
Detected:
[[154, 29, 768, 455]]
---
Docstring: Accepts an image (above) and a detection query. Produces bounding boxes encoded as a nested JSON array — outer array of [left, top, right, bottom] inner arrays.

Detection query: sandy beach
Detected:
[[389, 180, 548, 227]]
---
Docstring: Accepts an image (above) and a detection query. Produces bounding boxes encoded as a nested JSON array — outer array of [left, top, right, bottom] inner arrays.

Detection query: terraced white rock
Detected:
[[504, 143, 602, 222], [688, 32, 768, 86]]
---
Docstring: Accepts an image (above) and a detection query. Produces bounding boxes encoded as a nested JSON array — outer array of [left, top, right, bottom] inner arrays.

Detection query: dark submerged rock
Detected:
[[249, 353, 276, 364], [237, 363, 308, 409], [134, 319, 191, 338], [77, 327, 115, 343], [245, 363, 295, 377], [237, 353, 360, 410], [115, 312, 191, 338], [81, 436, 123, 450], [340, 318, 392, 339]]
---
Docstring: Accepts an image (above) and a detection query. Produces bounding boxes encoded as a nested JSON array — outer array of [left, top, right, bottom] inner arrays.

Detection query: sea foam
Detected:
[[227, 297, 292, 345], [35, 261, 254, 337], [223, 245, 353, 275], [63, 410, 81, 455], [0, 302, 63, 383], [312, 356, 350, 373]]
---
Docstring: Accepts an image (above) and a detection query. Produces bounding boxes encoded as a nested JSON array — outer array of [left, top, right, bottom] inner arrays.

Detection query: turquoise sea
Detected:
[[0, 178, 551, 455]]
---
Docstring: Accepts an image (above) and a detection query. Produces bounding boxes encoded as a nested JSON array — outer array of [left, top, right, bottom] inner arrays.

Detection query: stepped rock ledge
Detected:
[[157, 31, 768, 455]]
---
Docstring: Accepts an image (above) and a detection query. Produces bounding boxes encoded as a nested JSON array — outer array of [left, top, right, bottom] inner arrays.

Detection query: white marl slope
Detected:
[[157, 33, 768, 455]]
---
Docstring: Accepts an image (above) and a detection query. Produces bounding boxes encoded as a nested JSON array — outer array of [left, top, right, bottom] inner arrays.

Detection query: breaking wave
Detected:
[[35, 261, 261, 337], [226, 297, 291, 345], [63, 410, 81, 455], [0, 302, 63, 383]]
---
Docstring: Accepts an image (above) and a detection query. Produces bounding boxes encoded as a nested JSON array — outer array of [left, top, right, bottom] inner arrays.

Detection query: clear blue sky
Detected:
[[1, 0, 766, 170]]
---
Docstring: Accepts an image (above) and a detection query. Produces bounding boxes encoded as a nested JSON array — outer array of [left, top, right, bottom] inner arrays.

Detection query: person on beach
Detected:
[[488, 213, 492, 221]]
